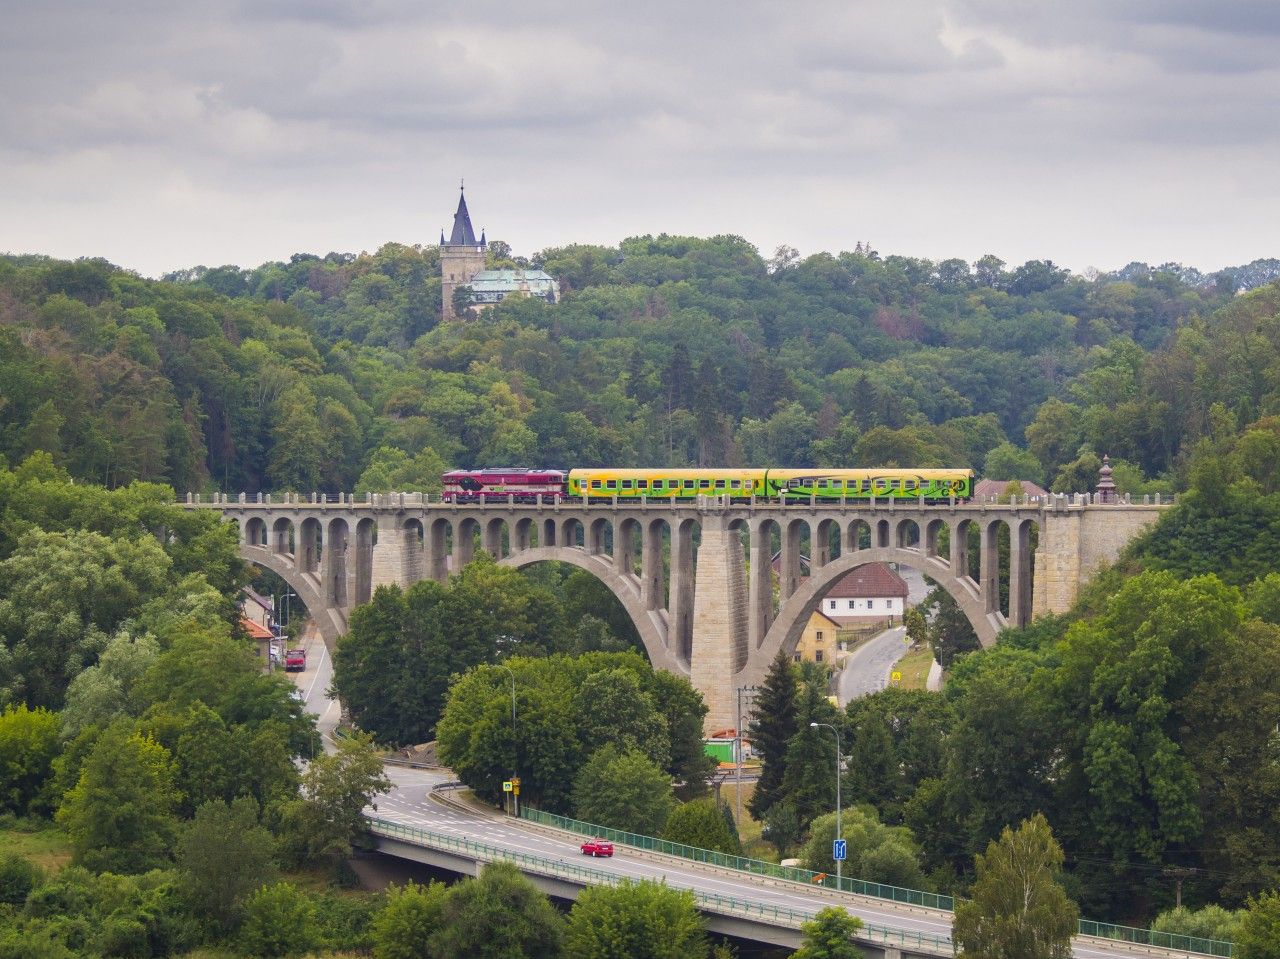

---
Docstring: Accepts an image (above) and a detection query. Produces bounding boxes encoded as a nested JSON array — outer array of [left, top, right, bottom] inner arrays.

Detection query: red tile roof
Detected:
[[241, 616, 274, 640], [824, 563, 909, 599]]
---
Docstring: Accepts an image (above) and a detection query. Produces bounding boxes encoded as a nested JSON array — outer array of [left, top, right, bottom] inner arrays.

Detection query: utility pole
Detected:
[[811, 721, 844, 886], [1163, 866, 1196, 908], [735, 685, 760, 830], [496, 663, 518, 816]]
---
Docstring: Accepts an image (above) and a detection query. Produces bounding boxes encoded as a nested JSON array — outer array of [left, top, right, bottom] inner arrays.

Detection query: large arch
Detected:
[[750, 545, 999, 680], [497, 546, 683, 676], [237, 543, 345, 653]]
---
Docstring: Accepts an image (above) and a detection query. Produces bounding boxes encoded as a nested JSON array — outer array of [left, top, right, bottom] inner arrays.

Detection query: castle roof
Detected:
[[468, 269, 558, 303], [447, 189, 481, 247]]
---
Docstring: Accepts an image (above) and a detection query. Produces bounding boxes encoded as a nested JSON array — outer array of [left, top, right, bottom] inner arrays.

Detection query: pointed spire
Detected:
[[440, 229, 446, 246], [480, 229, 486, 248], [447, 186, 478, 246]]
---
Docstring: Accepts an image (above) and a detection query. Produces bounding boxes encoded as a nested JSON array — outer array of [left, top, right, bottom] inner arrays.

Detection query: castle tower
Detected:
[[440, 185, 487, 321]]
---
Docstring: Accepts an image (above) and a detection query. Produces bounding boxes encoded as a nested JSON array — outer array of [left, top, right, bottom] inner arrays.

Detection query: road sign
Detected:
[[833, 839, 847, 861], [502, 781, 513, 792], [891, 670, 902, 683]]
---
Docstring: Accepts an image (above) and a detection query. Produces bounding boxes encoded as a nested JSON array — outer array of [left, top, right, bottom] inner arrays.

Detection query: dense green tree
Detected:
[[0, 703, 59, 815], [56, 721, 180, 874], [371, 881, 447, 959], [800, 806, 927, 889], [0, 854, 40, 906], [176, 797, 276, 931], [239, 882, 319, 958], [793, 907, 864, 959], [356, 445, 447, 496], [923, 583, 981, 669], [573, 746, 674, 834], [428, 863, 563, 958], [574, 668, 670, 768], [1236, 891, 1280, 959], [746, 649, 798, 821], [1151, 904, 1241, 944], [952, 814, 1079, 959], [564, 879, 707, 959], [983, 441, 1045, 485], [661, 798, 742, 854], [778, 683, 841, 826], [276, 732, 391, 866], [762, 802, 801, 858], [59, 631, 157, 739]]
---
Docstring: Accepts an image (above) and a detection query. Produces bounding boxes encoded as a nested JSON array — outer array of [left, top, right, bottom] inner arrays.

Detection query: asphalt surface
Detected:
[[838, 625, 911, 704]]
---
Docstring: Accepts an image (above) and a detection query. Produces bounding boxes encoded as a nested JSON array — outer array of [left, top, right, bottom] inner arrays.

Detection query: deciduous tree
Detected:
[[564, 879, 707, 959], [952, 814, 1078, 959]]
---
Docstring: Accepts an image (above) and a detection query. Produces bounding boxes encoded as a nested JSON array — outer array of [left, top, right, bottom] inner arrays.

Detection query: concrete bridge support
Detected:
[[198, 492, 1167, 735]]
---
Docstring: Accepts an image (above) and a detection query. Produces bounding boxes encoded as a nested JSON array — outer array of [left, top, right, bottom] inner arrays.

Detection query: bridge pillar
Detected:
[[747, 521, 773, 655], [690, 517, 748, 735], [371, 516, 409, 590], [426, 519, 449, 582], [642, 520, 665, 611], [1008, 518, 1032, 628], [614, 520, 634, 577], [780, 520, 804, 601], [453, 519, 475, 572], [669, 519, 696, 669], [981, 520, 1000, 614]]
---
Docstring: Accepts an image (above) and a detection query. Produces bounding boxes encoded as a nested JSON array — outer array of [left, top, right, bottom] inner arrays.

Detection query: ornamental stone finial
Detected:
[[1096, 454, 1118, 504]]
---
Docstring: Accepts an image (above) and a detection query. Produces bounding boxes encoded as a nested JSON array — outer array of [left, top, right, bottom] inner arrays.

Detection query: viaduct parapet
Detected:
[[188, 492, 1169, 733]]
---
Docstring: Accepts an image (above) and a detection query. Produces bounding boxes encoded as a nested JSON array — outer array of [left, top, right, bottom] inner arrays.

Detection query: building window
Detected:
[[848, 600, 856, 610], [828, 600, 837, 610], [815, 650, 824, 662], [886, 599, 893, 608], [793, 653, 802, 663], [816, 631, 824, 641], [866, 600, 874, 609]]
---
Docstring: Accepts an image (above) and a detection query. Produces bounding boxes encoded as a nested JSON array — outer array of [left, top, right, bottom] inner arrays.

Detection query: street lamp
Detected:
[[810, 721, 843, 886], [495, 663, 518, 816]]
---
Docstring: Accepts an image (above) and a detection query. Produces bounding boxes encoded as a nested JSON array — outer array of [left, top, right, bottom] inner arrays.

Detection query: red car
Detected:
[[580, 838, 614, 857], [441, 469, 566, 504]]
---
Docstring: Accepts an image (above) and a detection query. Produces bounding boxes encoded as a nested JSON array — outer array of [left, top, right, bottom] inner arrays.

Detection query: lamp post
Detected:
[[496, 663, 518, 816], [810, 721, 843, 885]]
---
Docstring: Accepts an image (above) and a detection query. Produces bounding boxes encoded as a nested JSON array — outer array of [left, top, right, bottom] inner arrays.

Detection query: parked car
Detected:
[[580, 838, 614, 857]]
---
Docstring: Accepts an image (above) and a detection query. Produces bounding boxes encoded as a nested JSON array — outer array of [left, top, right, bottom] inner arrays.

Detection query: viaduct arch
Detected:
[[197, 491, 1169, 733]]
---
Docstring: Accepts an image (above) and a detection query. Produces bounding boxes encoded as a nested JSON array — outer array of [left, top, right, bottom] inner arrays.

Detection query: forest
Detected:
[[3, 243, 1280, 501]]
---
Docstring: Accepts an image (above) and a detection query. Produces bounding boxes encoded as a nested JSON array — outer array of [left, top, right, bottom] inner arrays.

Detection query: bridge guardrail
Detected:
[[519, 805, 954, 910], [365, 815, 953, 954], [517, 807, 1233, 957]]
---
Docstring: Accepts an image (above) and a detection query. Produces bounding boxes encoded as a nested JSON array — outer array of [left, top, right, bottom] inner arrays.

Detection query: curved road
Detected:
[[285, 619, 1202, 959], [838, 626, 910, 704]]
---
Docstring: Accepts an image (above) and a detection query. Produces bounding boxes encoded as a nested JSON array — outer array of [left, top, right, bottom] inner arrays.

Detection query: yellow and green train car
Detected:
[[566, 468, 973, 502]]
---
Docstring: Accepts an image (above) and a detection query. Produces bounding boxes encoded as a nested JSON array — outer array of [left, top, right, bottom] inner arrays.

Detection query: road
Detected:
[[838, 626, 910, 704], [284, 621, 339, 746]]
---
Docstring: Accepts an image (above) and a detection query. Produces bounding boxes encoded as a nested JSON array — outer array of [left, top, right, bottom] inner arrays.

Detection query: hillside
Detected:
[[2, 242, 1277, 499]]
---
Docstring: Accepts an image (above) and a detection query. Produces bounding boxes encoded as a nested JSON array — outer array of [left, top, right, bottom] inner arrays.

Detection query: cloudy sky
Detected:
[[2, 1, 1278, 276]]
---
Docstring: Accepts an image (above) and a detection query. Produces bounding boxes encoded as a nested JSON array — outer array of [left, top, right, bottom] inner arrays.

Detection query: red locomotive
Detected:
[[441, 468, 566, 504]]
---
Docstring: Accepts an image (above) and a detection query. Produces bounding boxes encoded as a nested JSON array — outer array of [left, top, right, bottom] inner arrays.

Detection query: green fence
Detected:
[[1079, 920, 1233, 958], [519, 805, 954, 910], [365, 815, 953, 954], [518, 806, 1235, 958]]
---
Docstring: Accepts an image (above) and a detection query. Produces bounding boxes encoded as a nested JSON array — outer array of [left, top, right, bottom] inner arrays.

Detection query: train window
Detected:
[[606, 480, 617, 489], [714, 480, 726, 489], [638, 480, 648, 489], [875, 479, 888, 489], [683, 479, 694, 489], [730, 480, 740, 489], [699, 479, 711, 489], [904, 480, 917, 490], [860, 480, 871, 492], [621, 480, 633, 489], [890, 480, 901, 490], [590, 480, 601, 489]]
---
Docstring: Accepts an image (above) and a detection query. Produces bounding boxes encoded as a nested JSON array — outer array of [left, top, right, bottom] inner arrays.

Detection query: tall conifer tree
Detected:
[[747, 648, 799, 821]]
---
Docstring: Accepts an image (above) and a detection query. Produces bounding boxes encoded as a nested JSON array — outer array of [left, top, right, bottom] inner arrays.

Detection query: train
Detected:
[[441, 467, 974, 504]]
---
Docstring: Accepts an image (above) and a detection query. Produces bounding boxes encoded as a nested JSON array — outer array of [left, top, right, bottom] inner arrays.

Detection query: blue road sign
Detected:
[[833, 839, 847, 861]]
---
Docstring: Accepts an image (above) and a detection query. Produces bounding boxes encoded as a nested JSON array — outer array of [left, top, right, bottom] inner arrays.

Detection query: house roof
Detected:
[[824, 563, 909, 599], [974, 478, 1049, 500], [241, 616, 274, 640], [242, 587, 273, 613], [806, 609, 842, 630]]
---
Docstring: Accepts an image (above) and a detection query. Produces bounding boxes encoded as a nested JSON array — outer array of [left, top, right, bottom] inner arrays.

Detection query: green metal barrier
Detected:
[[517, 806, 1235, 957], [1079, 920, 1233, 958], [519, 804, 955, 909], [365, 815, 953, 953]]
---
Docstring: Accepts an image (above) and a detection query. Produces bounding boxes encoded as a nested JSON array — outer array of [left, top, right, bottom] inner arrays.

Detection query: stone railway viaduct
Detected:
[[187, 493, 1168, 733]]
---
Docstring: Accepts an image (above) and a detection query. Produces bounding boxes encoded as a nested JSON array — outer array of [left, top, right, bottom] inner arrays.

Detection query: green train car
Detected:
[[565, 468, 973, 502]]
